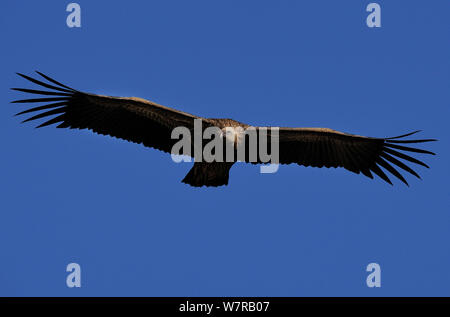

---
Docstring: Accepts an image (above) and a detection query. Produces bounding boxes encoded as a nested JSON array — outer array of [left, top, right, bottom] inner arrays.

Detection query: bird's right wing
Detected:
[[12, 72, 212, 154]]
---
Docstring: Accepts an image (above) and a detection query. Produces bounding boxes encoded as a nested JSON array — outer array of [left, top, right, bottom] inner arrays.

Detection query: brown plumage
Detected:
[[11, 72, 436, 187]]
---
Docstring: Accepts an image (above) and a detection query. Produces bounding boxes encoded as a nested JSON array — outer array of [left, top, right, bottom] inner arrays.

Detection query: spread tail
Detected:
[[182, 162, 234, 187]]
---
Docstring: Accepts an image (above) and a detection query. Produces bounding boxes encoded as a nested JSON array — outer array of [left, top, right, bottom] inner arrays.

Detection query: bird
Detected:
[[11, 71, 436, 187]]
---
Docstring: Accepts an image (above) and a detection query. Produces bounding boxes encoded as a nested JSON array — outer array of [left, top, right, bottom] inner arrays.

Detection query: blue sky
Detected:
[[0, 0, 448, 296]]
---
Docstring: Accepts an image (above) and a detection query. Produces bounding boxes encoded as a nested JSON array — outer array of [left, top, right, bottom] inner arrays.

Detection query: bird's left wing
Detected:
[[260, 127, 436, 186], [11, 72, 209, 154]]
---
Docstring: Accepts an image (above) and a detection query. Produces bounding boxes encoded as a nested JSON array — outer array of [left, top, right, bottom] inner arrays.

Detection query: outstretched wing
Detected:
[[11, 72, 208, 154], [266, 127, 436, 186]]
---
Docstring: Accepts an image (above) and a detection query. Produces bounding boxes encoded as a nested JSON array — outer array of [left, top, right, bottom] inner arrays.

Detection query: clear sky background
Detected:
[[0, 1, 448, 296]]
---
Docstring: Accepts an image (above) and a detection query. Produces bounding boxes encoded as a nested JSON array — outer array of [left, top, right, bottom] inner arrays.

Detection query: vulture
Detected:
[[11, 72, 436, 187]]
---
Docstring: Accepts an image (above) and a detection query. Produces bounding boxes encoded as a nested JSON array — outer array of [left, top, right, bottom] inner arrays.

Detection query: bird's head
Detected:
[[221, 126, 245, 146]]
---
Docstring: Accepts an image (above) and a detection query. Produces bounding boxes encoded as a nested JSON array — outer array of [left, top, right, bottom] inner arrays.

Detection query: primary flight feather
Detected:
[[11, 72, 436, 187]]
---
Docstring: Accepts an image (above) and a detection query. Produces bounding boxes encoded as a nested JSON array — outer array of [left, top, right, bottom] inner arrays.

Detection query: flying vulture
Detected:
[[11, 72, 436, 187]]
